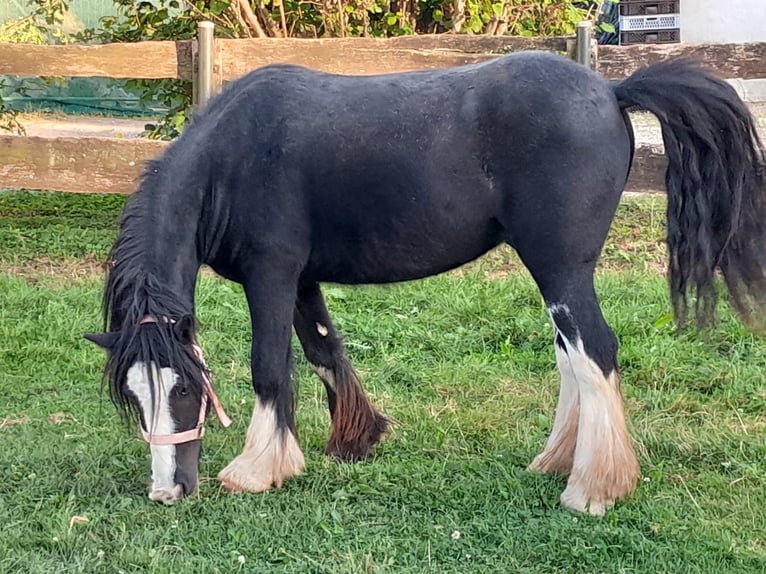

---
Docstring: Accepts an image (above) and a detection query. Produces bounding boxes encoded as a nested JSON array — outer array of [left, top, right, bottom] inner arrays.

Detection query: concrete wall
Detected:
[[682, 0, 766, 44]]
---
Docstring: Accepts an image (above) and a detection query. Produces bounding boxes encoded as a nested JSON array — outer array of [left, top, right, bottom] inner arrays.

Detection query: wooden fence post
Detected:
[[194, 21, 216, 111], [576, 20, 593, 69]]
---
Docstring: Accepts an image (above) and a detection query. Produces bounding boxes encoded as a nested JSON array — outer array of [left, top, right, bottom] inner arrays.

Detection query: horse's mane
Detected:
[[99, 162, 207, 425]]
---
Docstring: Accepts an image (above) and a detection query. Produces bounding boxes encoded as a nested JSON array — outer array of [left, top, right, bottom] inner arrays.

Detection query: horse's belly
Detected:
[[304, 220, 503, 285]]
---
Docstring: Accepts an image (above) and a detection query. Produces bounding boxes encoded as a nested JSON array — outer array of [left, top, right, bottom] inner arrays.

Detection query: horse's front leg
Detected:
[[218, 265, 305, 492]]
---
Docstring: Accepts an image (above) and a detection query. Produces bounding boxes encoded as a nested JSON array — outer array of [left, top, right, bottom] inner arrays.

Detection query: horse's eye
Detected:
[[178, 385, 189, 397]]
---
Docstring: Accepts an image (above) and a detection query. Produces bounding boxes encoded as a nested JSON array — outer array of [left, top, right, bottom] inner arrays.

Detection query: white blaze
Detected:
[[126, 362, 182, 503]]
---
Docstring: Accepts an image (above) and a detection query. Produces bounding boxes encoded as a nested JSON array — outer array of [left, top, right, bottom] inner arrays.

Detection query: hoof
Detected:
[[217, 431, 305, 493], [218, 467, 281, 493], [528, 449, 574, 475], [558, 462, 639, 516], [218, 400, 306, 493], [560, 486, 613, 516], [325, 411, 390, 462]]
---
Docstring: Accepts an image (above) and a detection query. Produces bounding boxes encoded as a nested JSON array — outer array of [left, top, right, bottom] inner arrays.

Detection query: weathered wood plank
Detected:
[[599, 43, 766, 81], [625, 145, 667, 194], [0, 136, 166, 194], [0, 41, 194, 80], [219, 35, 569, 79], [2, 37, 763, 84], [0, 134, 666, 195]]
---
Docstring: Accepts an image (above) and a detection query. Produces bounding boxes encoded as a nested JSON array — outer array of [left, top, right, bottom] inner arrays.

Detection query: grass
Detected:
[[1, 190, 765, 573]]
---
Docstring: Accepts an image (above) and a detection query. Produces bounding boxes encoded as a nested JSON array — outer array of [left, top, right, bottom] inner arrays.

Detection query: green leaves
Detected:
[[209, 0, 230, 15], [453, 0, 590, 36]]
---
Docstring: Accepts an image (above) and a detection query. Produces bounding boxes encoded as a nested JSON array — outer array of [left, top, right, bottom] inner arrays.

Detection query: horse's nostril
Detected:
[[148, 485, 184, 505], [178, 477, 198, 497]]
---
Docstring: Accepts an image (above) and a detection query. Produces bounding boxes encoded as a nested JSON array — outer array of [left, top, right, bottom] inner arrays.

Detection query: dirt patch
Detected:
[[0, 414, 81, 429], [0, 416, 31, 429], [4, 257, 228, 282], [13, 114, 148, 140], [48, 413, 78, 424], [7, 254, 107, 281]]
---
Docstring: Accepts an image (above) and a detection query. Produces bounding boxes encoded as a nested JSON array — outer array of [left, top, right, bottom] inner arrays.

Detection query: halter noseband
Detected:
[[138, 316, 232, 445]]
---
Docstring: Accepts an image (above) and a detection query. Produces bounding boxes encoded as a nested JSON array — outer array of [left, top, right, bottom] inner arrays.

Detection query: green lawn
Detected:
[[1, 191, 765, 573]]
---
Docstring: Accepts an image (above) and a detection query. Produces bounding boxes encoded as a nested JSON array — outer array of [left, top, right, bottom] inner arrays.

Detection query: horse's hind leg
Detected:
[[525, 264, 640, 515], [528, 335, 579, 475], [293, 281, 389, 461]]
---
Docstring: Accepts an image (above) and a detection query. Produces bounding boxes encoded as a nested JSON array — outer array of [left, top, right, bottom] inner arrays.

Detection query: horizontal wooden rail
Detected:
[[626, 145, 666, 194], [0, 37, 764, 82], [0, 136, 166, 194], [599, 42, 766, 80], [0, 35, 569, 82], [0, 135, 667, 195], [0, 41, 194, 80], [218, 36, 569, 79]]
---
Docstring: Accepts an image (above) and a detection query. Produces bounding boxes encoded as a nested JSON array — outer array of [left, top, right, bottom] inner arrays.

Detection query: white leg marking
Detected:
[[547, 303, 571, 317], [310, 363, 336, 391], [217, 399, 305, 493], [316, 323, 329, 337], [126, 362, 184, 505], [558, 336, 640, 516], [528, 340, 579, 474]]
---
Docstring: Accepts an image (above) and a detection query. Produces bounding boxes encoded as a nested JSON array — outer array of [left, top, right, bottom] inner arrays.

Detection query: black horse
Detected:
[[85, 51, 765, 515]]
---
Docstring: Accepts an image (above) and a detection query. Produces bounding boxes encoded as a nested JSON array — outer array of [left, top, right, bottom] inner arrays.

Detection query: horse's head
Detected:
[[85, 314, 230, 504]]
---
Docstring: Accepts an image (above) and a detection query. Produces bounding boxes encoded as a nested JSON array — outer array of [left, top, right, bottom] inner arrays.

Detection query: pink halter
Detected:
[[138, 316, 232, 445]]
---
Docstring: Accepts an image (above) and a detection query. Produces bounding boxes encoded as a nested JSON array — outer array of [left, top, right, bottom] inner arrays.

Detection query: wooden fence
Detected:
[[1, 24, 765, 195]]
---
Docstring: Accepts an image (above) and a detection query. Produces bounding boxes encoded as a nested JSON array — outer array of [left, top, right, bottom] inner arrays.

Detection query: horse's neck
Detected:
[[120, 178, 205, 311]]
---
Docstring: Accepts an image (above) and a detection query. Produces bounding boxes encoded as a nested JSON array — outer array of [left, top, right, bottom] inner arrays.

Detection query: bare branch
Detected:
[[254, 0, 281, 37], [277, 0, 289, 37], [236, 0, 267, 38]]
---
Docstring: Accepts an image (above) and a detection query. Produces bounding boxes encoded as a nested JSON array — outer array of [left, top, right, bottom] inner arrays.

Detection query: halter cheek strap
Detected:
[[192, 343, 232, 429], [138, 316, 232, 445]]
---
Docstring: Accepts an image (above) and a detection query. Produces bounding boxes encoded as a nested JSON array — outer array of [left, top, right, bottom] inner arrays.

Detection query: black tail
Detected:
[[614, 59, 766, 331]]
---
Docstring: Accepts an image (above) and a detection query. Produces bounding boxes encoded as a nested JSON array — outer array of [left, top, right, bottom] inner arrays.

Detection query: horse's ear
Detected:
[[174, 314, 195, 345], [84, 332, 118, 351]]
